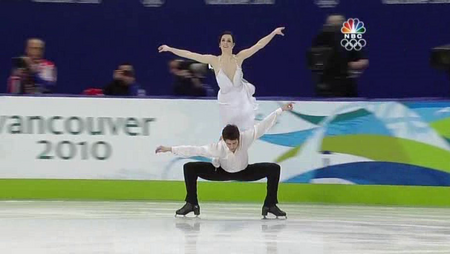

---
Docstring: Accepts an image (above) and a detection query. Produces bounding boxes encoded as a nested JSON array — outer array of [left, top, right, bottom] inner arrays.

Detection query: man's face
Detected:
[[118, 65, 135, 85], [224, 139, 239, 153], [169, 60, 180, 74], [326, 15, 345, 29], [26, 40, 45, 60]]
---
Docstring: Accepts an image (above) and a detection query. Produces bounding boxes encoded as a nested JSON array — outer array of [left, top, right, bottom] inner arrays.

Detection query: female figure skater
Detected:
[[158, 27, 285, 131]]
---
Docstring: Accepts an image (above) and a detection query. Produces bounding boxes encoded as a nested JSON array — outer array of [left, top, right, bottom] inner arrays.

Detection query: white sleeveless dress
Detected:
[[216, 56, 258, 131]]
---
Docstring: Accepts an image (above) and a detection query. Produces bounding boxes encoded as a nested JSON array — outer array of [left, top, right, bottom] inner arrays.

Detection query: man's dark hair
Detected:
[[119, 62, 133, 67], [222, 124, 240, 141], [218, 31, 236, 44], [118, 62, 135, 77]]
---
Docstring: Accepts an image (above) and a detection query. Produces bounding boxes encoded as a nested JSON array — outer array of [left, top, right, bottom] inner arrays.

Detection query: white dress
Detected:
[[216, 56, 258, 131]]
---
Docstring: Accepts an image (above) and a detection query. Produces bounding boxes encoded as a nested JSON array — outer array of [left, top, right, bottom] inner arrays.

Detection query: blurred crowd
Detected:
[[7, 15, 369, 98], [7, 38, 216, 98]]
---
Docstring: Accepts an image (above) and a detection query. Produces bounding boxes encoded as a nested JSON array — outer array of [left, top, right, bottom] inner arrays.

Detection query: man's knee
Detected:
[[270, 163, 280, 171], [269, 163, 281, 175], [184, 162, 196, 173]]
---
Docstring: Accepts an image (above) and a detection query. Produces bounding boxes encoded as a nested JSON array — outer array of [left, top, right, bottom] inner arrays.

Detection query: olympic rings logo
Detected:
[[340, 18, 367, 51], [340, 38, 367, 51]]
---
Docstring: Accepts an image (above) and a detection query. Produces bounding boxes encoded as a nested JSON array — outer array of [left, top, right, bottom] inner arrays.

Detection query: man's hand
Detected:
[[281, 102, 294, 112], [22, 57, 38, 73], [177, 69, 193, 78], [155, 146, 172, 153], [348, 59, 369, 70], [12, 68, 24, 77], [113, 70, 123, 80]]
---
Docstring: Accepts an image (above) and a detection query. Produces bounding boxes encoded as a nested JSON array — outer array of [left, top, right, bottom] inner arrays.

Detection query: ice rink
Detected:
[[1, 201, 449, 254]]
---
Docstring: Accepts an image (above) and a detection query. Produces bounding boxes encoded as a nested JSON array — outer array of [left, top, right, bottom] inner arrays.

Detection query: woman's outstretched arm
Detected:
[[158, 45, 216, 64], [236, 27, 285, 61]]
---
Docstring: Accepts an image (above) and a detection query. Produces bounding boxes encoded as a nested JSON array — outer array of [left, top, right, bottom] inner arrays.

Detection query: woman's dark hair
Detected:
[[218, 31, 236, 44]]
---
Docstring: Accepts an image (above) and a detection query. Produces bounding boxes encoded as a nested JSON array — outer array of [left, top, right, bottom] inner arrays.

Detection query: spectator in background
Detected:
[[310, 14, 369, 97], [103, 63, 140, 96], [190, 63, 215, 97], [169, 59, 209, 97], [7, 38, 57, 94]]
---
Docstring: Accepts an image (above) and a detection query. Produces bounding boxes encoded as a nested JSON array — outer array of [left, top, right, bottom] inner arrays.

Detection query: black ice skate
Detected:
[[262, 205, 287, 219], [175, 202, 200, 217]]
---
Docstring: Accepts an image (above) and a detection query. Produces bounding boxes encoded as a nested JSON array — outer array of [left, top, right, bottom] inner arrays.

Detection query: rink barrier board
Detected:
[[1, 180, 450, 207], [2, 96, 450, 187]]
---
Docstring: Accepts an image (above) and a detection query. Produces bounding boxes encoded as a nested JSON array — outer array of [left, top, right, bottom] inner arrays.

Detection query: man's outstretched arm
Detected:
[[155, 143, 221, 158], [245, 102, 294, 142]]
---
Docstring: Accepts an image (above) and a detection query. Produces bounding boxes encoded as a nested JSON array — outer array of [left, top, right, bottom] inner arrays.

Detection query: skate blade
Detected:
[[261, 215, 287, 220], [175, 214, 200, 218]]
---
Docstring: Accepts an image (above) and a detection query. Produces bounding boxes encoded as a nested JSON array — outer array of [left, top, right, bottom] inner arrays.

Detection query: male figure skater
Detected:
[[156, 103, 294, 218]]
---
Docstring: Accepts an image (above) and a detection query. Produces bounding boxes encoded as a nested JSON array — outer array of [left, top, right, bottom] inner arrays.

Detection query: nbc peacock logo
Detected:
[[340, 18, 367, 51]]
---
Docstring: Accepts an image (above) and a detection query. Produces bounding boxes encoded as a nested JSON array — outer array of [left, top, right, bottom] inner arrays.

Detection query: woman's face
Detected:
[[220, 34, 235, 52]]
